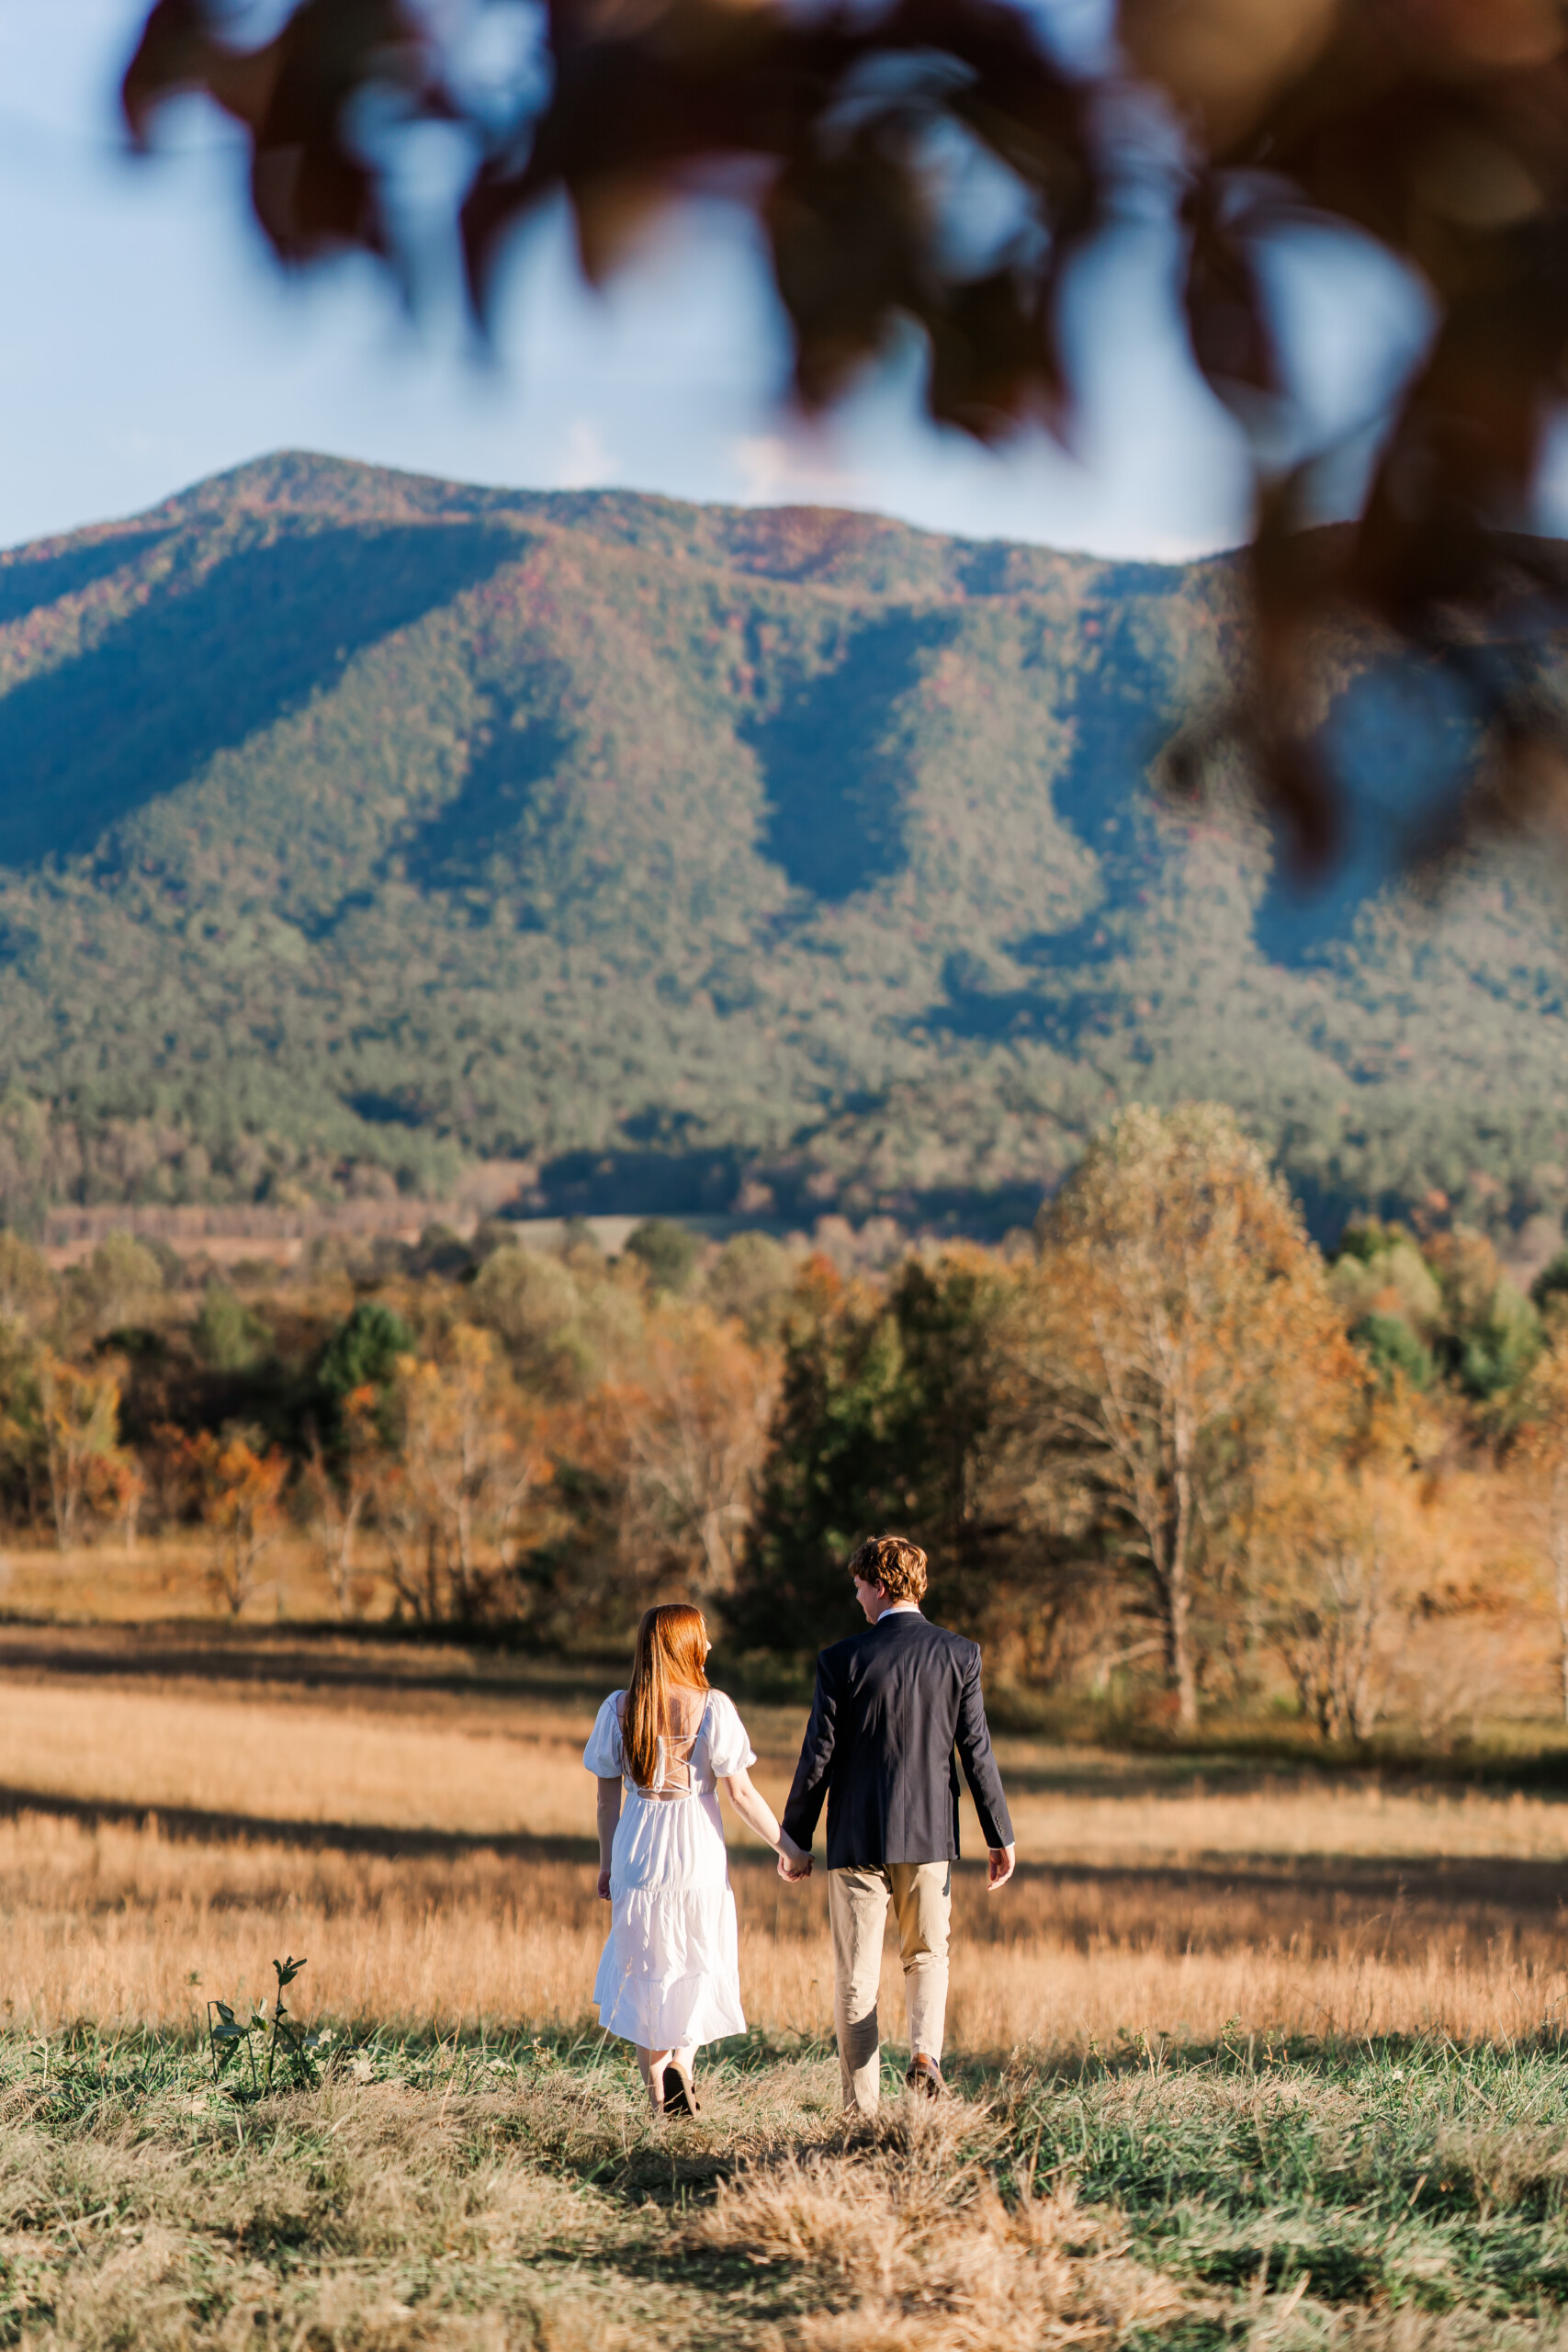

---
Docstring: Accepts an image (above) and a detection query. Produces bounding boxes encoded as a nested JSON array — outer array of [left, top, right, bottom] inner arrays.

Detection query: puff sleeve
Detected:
[[704, 1690, 758, 1779], [582, 1693, 625, 1779]]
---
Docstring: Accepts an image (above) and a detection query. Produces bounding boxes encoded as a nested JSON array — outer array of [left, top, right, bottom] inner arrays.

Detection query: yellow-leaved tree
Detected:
[[1021, 1102, 1355, 1730], [36, 1351, 140, 1553], [1516, 1336, 1568, 1721], [378, 1326, 547, 1622], [1248, 1383, 1447, 1744], [606, 1298, 780, 1601]]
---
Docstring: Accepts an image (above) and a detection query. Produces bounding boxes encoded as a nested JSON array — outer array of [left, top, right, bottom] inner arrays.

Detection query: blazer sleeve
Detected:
[[954, 1645, 1013, 1850], [781, 1650, 839, 1853]]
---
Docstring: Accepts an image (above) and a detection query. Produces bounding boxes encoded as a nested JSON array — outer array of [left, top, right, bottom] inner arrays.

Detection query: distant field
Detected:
[[0, 1635, 1563, 2054]]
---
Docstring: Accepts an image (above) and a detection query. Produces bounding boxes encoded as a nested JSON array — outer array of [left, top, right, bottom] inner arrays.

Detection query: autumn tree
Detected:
[[36, 1351, 138, 1552], [1021, 1102, 1355, 1731], [184, 1429, 290, 1615], [378, 1327, 544, 1621], [1516, 1337, 1568, 1721], [301, 1383, 383, 1621], [0, 1236, 56, 1335], [606, 1299, 778, 1600], [1250, 1385, 1445, 1742]]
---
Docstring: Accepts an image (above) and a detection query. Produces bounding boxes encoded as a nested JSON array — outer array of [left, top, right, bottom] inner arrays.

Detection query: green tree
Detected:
[[1428, 1228, 1540, 1402], [626, 1221, 698, 1297], [468, 1248, 586, 1390], [738, 1248, 1016, 1647], [68, 1234, 164, 1340], [193, 1281, 270, 1373], [317, 1302, 413, 1403], [1351, 1312, 1436, 1393], [0, 1235, 56, 1333], [705, 1233, 795, 1347]]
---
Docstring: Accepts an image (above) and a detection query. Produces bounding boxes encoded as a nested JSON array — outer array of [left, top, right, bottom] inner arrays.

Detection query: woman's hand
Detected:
[[776, 1831, 812, 1882], [594, 1776, 621, 1905]]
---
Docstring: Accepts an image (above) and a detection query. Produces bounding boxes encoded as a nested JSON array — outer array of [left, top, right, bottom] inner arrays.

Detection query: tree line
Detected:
[[6, 1100, 1568, 1742]]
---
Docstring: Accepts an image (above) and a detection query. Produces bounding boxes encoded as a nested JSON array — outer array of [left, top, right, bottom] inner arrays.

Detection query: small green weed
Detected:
[[205, 1954, 333, 2097]]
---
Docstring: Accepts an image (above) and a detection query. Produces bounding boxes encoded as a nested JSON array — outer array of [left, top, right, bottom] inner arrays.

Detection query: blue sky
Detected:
[[0, 2, 1436, 560]]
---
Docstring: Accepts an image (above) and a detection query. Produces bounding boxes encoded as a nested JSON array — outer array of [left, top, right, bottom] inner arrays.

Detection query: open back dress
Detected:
[[583, 1684, 756, 2050]]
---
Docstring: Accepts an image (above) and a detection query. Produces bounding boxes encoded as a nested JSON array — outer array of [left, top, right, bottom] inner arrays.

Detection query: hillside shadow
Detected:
[[0, 524, 520, 867], [744, 611, 953, 900], [0, 530, 172, 630], [925, 610, 1174, 1037], [404, 689, 571, 890]]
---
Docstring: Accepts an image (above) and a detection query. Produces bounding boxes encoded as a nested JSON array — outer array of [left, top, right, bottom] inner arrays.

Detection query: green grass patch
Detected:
[[2, 2028, 1568, 2344]]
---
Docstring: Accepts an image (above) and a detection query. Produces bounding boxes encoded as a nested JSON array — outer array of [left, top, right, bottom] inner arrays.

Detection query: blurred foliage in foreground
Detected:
[[13, 1102, 1568, 1747], [120, 0, 1568, 863]]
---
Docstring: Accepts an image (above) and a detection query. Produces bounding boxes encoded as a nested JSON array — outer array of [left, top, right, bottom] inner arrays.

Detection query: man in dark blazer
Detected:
[[779, 1532, 1015, 2111]]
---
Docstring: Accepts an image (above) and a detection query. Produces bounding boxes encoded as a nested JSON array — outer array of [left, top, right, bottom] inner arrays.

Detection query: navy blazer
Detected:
[[781, 1610, 1014, 1870]]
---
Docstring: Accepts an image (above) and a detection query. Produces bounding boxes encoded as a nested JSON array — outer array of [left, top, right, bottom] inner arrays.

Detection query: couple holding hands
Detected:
[[583, 1533, 1016, 2118]]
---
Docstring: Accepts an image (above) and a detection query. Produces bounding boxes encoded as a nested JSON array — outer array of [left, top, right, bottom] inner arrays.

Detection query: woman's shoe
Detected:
[[661, 2060, 701, 2118]]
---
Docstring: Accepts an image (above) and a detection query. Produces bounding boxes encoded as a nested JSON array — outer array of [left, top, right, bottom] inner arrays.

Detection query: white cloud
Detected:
[[729, 432, 855, 507], [552, 418, 618, 488]]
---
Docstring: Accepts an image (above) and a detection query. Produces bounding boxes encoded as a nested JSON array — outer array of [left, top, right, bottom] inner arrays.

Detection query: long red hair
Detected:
[[623, 1603, 709, 1789]]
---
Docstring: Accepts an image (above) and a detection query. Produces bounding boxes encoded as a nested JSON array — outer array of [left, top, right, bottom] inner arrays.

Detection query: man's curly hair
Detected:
[[847, 1534, 928, 1604]]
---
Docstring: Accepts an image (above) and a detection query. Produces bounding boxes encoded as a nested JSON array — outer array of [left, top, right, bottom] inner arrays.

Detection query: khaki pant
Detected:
[[828, 1861, 952, 2115]]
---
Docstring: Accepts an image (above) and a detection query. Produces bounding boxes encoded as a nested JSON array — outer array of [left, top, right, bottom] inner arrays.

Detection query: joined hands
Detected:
[[775, 1836, 812, 1883]]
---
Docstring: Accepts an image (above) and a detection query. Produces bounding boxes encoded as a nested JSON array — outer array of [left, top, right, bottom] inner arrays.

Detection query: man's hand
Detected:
[[987, 1844, 1016, 1893], [776, 1835, 812, 1883], [596, 1865, 612, 1901]]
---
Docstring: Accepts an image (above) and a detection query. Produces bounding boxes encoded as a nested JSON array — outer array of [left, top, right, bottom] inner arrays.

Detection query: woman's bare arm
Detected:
[[595, 1775, 621, 1900], [720, 1766, 811, 1870]]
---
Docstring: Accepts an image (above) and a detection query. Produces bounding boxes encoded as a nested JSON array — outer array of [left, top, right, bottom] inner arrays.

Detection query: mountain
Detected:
[[0, 448, 1563, 1248]]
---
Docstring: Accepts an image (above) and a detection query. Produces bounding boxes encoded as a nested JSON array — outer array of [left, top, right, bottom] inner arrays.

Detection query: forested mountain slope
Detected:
[[0, 448, 1562, 1243]]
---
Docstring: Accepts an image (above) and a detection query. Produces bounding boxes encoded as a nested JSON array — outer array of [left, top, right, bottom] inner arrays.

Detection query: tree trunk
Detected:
[[1553, 1464, 1568, 1724], [1168, 1401, 1199, 1733]]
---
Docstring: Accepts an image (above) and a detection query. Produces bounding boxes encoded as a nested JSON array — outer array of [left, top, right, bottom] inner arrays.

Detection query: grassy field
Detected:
[[0, 1624, 1567, 2342]]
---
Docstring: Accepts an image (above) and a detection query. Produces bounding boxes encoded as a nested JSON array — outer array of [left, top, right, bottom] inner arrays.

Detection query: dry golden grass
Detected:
[[0, 1807, 1560, 2061], [0, 1536, 350, 1624], [991, 1778, 1568, 1864], [3, 1669, 1568, 1870], [685, 2098, 1185, 2351], [0, 1679, 585, 1837], [0, 1650, 1561, 2060]]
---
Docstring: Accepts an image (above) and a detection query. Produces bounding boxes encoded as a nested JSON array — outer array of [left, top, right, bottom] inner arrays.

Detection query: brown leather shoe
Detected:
[[906, 2054, 945, 2098]]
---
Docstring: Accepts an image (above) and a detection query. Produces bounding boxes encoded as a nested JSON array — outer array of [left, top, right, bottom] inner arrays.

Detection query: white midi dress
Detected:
[[583, 1687, 756, 2050]]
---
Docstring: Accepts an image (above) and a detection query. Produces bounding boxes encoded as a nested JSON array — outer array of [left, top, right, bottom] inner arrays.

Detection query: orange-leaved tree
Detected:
[[1022, 1102, 1356, 1730], [183, 1429, 290, 1615]]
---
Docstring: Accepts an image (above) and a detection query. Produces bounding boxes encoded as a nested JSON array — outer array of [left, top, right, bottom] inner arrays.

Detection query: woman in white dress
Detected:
[[583, 1601, 809, 2116]]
